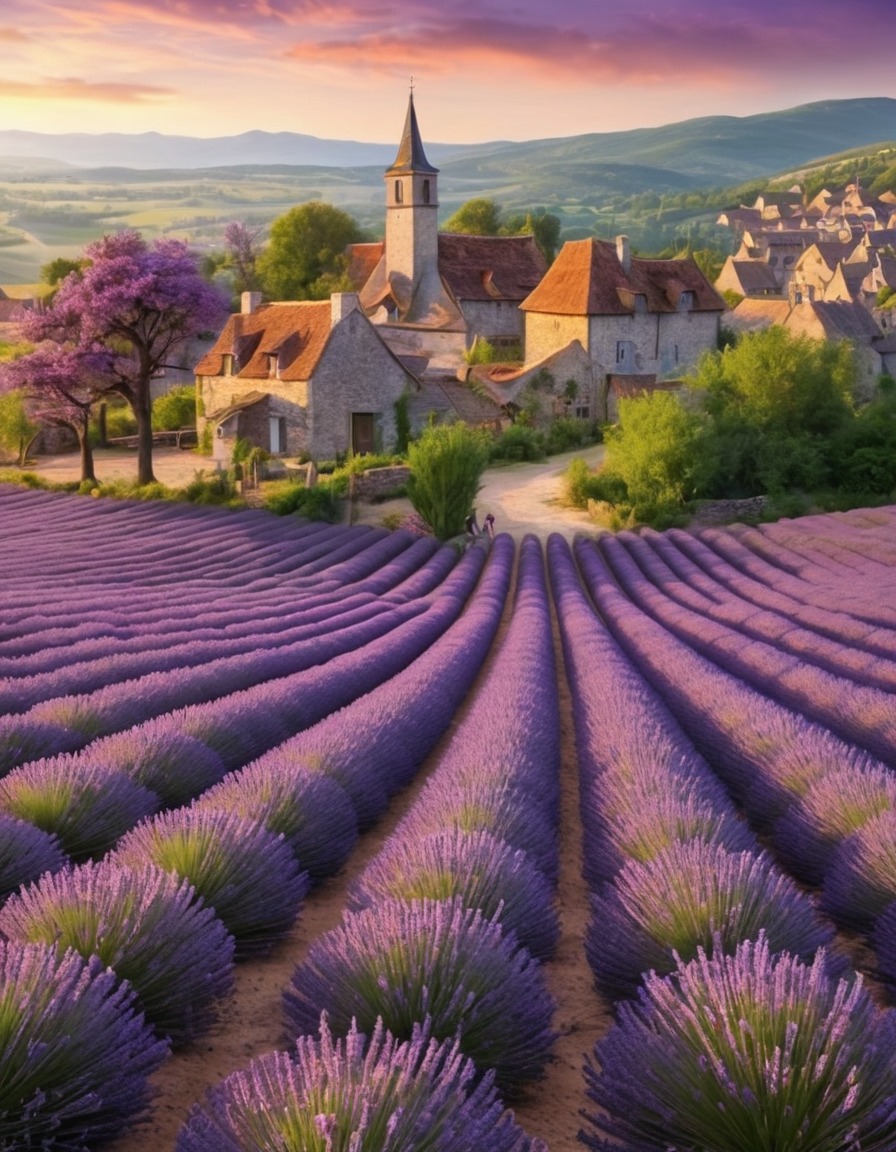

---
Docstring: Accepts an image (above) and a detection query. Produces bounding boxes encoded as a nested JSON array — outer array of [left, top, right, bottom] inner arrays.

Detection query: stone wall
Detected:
[[349, 465, 411, 501]]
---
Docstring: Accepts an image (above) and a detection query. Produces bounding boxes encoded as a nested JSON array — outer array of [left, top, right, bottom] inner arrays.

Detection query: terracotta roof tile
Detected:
[[437, 234, 546, 303], [520, 237, 724, 316], [345, 242, 385, 291], [194, 302, 333, 380]]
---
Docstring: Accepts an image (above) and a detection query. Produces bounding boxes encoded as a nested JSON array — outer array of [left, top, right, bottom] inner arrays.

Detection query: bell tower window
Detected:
[[394, 179, 403, 204], [422, 179, 430, 204]]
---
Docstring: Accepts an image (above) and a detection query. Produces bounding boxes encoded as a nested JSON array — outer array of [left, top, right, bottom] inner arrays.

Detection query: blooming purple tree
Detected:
[[0, 343, 108, 482], [17, 230, 227, 484]]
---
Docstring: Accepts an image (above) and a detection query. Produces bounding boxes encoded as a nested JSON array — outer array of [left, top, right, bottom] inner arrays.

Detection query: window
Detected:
[[222, 353, 234, 376], [394, 179, 403, 204], [678, 291, 695, 312], [574, 403, 590, 420], [422, 179, 431, 204]]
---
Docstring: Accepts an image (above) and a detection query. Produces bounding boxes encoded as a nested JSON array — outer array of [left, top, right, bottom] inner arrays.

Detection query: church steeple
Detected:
[[383, 88, 441, 316], [386, 90, 439, 177]]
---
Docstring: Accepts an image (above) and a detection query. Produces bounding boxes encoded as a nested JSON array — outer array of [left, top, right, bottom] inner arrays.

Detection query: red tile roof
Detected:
[[520, 238, 725, 316], [345, 242, 385, 291], [437, 233, 546, 304], [194, 302, 333, 381]]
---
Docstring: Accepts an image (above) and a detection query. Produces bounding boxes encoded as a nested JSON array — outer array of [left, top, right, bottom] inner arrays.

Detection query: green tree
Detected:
[[604, 391, 705, 509], [152, 385, 196, 432], [407, 421, 491, 540], [0, 390, 39, 467], [441, 198, 503, 236], [256, 201, 362, 300]]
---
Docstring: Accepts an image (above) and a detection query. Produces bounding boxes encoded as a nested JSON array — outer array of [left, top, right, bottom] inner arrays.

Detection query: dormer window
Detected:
[[678, 291, 695, 312], [633, 294, 647, 314], [267, 354, 279, 379], [222, 353, 234, 376]]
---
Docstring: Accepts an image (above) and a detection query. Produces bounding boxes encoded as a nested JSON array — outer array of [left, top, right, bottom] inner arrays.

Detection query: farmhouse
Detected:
[[195, 293, 416, 461]]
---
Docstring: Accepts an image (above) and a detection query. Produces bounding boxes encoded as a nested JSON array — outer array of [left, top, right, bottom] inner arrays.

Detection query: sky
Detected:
[[2, 0, 895, 144]]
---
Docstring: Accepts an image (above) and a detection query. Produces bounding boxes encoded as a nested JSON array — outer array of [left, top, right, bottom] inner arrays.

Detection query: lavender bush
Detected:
[[822, 810, 896, 931], [284, 897, 556, 1095], [349, 828, 559, 960], [0, 859, 235, 1046], [0, 941, 169, 1150], [114, 807, 310, 955], [176, 1015, 544, 1152], [89, 726, 227, 807], [581, 935, 896, 1152], [586, 840, 840, 999], [0, 814, 66, 902], [0, 757, 158, 860], [195, 760, 359, 882]]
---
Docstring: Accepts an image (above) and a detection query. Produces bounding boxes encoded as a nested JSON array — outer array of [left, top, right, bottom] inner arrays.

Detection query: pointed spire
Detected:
[[386, 89, 438, 176]]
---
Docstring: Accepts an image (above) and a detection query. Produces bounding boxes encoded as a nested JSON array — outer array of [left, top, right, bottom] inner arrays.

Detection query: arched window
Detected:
[[394, 179, 403, 204], [422, 179, 430, 204]]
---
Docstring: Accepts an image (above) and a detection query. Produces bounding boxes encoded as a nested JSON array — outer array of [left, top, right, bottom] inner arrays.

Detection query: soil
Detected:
[[24, 443, 612, 1151]]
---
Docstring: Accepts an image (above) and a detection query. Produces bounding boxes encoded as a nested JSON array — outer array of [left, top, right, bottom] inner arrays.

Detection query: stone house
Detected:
[[715, 256, 781, 299], [514, 235, 725, 420], [195, 293, 416, 462]]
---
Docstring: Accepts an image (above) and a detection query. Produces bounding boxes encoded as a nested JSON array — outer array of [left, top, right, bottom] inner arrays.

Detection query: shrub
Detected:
[[489, 423, 546, 462], [604, 391, 705, 509], [407, 422, 491, 540], [181, 469, 237, 505], [0, 859, 235, 1046], [581, 935, 896, 1152], [822, 809, 896, 931], [114, 808, 310, 956], [348, 828, 559, 961], [0, 814, 66, 901], [195, 761, 359, 883], [0, 757, 158, 860], [283, 897, 556, 1096], [563, 457, 624, 509], [586, 841, 840, 1000], [152, 384, 196, 432], [264, 482, 342, 521], [544, 416, 597, 454], [176, 1015, 542, 1152], [90, 727, 227, 808], [0, 941, 169, 1149]]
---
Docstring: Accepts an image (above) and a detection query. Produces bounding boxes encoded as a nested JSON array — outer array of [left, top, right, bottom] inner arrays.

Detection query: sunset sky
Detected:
[[2, 0, 895, 144]]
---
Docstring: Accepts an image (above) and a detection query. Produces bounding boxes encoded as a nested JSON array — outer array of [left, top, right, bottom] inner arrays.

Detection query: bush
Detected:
[[0, 859, 235, 1046], [605, 391, 705, 509], [407, 422, 491, 540], [490, 423, 546, 462], [0, 941, 168, 1149], [581, 935, 896, 1152], [181, 469, 237, 505], [544, 416, 598, 454], [283, 897, 556, 1096], [0, 814, 66, 901], [264, 481, 342, 521], [176, 1016, 540, 1152], [115, 808, 310, 956], [103, 402, 138, 439], [152, 384, 196, 432], [90, 726, 227, 808], [586, 841, 840, 1000], [348, 828, 559, 961], [563, 458, 625, 508]]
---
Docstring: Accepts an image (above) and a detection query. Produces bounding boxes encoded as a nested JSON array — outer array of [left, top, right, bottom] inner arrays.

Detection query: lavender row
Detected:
[[0, 531, 450, 710], [594, 531, 896, 765], [281, 536, 558, 1101], [571, 533, 896, 988], [609, 528, 896, 693], [547, 536, 896, 1151], [0, 546, 490, 856], [548, 534, 838, 995]]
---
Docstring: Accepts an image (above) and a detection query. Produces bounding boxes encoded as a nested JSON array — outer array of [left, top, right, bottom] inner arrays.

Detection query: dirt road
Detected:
[[21, 443, 607, 541]]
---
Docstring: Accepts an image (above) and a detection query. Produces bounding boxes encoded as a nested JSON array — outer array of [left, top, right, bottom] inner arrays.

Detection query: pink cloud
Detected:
[[0, 26, 29, 41], [0, 77, 176, 103]]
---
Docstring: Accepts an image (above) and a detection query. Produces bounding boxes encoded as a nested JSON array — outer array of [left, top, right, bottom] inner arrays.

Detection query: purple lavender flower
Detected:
[[114, 807, 310, 956], [0, 755, 158, 860], [587, 840, 840, 1000], [177, 1015, 544, 1152], [0, 940, 169, 1149], [0, 813, 67, 902], [0, 858, 235, 1046], [581, 934, 896, 1151], [89, 725, 227, 807], [823, 810, 896, 931], [194, 760, 358, 883], [349, 828, 559, 960], [284, 897, 556, 1096]]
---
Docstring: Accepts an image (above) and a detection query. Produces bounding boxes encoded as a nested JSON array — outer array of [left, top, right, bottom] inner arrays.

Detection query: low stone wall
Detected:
[[688, 496, 769, 526], [349, 465, 411, 502]]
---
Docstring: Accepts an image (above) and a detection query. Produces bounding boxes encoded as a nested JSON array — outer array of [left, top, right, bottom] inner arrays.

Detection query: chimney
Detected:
[[331, 292, 361, 328], [241, 291, 262, 314], [616, 235, 631, 274]]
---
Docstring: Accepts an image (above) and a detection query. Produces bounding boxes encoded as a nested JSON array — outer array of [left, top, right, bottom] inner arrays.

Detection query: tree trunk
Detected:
[[78, 426, 97, 484], [134, 387, 156, 486]]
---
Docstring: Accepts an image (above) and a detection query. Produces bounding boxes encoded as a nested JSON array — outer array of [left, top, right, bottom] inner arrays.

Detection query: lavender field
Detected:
[[2, 483, 896, 1151]]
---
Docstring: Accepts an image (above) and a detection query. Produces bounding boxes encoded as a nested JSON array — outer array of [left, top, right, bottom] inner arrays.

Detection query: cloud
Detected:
[[0, 77, 176, 103], [0, 26, 30, 41]]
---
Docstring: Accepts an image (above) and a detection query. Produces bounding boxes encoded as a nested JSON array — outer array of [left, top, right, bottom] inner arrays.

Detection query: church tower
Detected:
[[383, 90, 440, 305]]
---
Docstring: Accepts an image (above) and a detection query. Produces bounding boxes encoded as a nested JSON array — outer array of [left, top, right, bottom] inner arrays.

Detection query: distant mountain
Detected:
[[0, 98, 893, 184]]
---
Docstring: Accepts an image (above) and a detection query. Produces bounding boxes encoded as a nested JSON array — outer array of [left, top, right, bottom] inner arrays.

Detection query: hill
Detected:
[[1, 97, 894, 283]]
